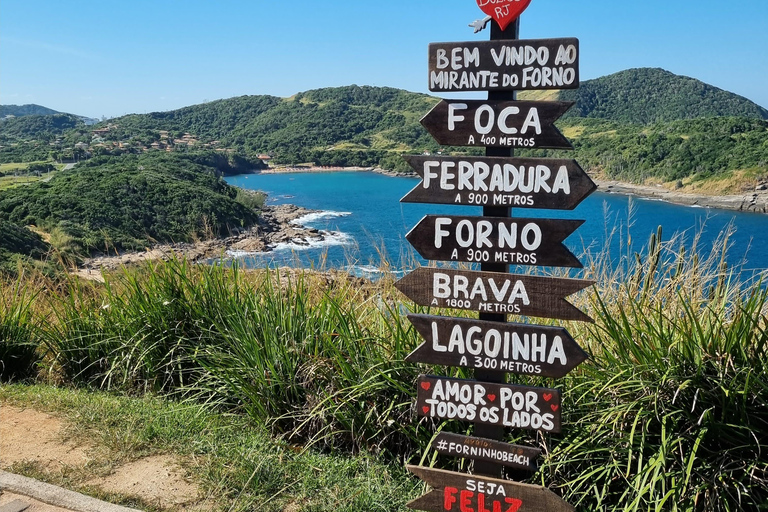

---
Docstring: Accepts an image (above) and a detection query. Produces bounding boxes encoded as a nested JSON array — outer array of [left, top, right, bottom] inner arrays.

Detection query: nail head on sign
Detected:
[[476, 0, 533, 31]]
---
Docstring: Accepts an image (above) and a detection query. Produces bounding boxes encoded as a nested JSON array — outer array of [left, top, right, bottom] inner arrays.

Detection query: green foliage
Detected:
[[0, 385, 420, 512], [0, 114, 85, 143], [525, 116, 768, 183], [93, 86, 439, 169], [0, 153, 260, 253], [7, 226, 764, 510], [0, 279, 42, 381], [0, 220, 50, 275], [560, 68, 768, 123], [0, 104, 61, 117]]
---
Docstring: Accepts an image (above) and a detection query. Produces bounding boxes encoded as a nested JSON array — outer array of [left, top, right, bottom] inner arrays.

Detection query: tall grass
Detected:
[[0, 272, 42, 381], [1, 222, 766, 510]]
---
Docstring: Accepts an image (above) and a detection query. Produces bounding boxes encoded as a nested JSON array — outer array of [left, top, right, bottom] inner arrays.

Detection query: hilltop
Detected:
[[561, 68, 768, 123], [0, 104, 61, 118], [1, 68, 766, 189]]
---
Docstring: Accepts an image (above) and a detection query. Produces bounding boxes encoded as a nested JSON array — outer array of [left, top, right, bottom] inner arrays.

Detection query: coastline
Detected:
[[253, 166, 767, 214], [594, 179, 768, 214], [76, 204, 335, 279]]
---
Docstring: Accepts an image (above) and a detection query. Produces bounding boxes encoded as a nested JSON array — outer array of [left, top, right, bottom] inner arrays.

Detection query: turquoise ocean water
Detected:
[[225, 172, 768, 278]]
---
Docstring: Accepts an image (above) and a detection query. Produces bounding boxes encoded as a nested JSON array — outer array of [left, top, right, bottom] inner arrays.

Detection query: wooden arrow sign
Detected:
[[429, 38, 579, 92], [406, 314, 588, 378], [431, 432, 541, 472], [400, 156, 596, 210], [395, 268, 594, 322], [420, 100, 573, 149], [417, 375, 561, 432], [406, 465, 574, 512], [406, 215, 584, 268]]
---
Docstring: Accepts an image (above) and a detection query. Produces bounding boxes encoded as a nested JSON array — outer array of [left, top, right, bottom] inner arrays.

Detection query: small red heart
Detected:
[[551, 404, 559, 412], [420, 381, 431, 391], [422, 406, 430, 414], [487, 394, 497, 402], [543, 393, 553, 402], [476, 0, 533, 31]]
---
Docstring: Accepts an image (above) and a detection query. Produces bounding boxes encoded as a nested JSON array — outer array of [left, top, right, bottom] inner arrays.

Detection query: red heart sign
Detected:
[[487, 394, 497, 402], [420, 381, 431, 391], [476, 0, 533, 31], [543, 393, 552, 402], [551, 404, 560, 412], [422, 406, 430, 414]]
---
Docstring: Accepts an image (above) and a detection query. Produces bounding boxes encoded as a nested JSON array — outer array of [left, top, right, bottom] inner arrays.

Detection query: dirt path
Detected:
[[0, 405, 210, 512]]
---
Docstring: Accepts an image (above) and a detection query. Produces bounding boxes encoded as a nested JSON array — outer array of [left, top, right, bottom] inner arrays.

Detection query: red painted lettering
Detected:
[[505, 497, 523, 512], [460, 490, 475, 512], [444, 487, 459, 510]]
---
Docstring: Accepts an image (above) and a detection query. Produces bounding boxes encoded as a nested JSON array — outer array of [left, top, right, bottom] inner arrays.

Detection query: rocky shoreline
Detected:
[[78, 204, 329, 276], [594, 179, 768, 213]]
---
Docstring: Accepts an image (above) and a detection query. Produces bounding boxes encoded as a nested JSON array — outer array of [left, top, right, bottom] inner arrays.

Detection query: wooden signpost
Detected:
[[405, 314, 588, 378], [406, 465, 574, 512], [428, 38, 579, 92], [430, 432, 541, 472], [395, 268, 594, 322], [400, 156, 596, 210], [405, 215, 584, 268], [417, 375, 562, 432], [399, 2, 592, 510], [420, 100, 574, 149]]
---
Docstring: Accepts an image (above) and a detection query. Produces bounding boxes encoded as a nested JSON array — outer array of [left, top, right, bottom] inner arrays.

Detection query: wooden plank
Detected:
[[406, 215, 584, 268], [428, 38, 579, 92], [406, 465, 574, 512], [431, 432, 541, 472], [420, 100, 573, 149], [405, 314, 588, 378], [400, 155, 596, 210], [416, 375, 561, 432], [395, 268, 594, 323]]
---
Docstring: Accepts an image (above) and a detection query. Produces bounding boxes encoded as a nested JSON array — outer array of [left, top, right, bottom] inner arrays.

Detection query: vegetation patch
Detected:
[[0, 153, 261, 254]]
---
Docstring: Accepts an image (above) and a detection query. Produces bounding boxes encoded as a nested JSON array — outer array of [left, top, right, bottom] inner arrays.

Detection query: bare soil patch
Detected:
[[0, 406, 89, 471], [87, 456, 199, 509], [0, 405, 210, 511]]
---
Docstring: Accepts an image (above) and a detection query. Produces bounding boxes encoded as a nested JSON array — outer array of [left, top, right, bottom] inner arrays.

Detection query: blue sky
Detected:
[[1, 0, 767, 118]]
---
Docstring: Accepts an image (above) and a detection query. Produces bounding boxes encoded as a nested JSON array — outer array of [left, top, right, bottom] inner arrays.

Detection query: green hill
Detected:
[[0, 219, 50, 273], [0, 114, 85, 143], [1, 104, 61, 118], [0, 153, 261, 254], [557, 68, 768, 124], [94, 86, 441, 170]]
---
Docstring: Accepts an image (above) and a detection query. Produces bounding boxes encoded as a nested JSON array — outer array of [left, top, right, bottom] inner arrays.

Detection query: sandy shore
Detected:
[[594, 179, 768, 213]]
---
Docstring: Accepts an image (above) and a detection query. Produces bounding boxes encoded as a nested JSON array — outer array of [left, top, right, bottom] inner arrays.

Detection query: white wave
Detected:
[[271, 230, 353, 252], [291, 210, 352, 225], [226, 230, 353, 258], [346, 265, 407, 279]]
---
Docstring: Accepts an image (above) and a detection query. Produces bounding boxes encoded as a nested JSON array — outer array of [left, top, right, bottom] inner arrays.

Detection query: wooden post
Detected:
[[474, 16, 521, 479]]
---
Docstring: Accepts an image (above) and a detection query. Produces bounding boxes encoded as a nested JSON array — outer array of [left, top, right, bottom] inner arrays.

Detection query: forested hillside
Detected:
[[0, 104, 60, 118], [1, 69, 766, 185], [0, 219, 50, 274], [526, 116, 768, 184], [0, 114, 85, 143], [0, 153, 261, 256], [558, 68, 768, 123]]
